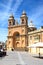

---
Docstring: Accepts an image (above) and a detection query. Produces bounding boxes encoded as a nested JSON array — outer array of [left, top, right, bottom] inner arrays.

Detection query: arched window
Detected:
[[13, 21, 15, 25], [9, 22, 11, 25], [22, 19, 24, 24], [16, 33, 19, 37], [14, 32, 20, 41]]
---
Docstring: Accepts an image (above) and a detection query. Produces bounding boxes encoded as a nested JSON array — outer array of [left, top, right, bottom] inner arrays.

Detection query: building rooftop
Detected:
[[29, 21, 35, 28], [9, 13, 14, 19], [22, 10, 26, 15], [20, 10, 27, 18]]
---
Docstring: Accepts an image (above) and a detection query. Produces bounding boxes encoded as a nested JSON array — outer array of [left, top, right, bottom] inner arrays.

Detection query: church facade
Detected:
[[6, 11, 43, 53]]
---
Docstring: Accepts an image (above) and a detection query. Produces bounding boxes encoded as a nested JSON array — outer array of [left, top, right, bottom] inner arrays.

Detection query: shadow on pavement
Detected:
[[33, 56, 43, 59]]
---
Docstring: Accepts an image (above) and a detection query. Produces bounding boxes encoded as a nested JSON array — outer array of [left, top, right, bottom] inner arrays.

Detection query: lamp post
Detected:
[[39, 48, 40, 58]]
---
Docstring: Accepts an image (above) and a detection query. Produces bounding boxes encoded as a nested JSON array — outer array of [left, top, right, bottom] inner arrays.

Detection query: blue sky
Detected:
[[0, 0, 43, 42]]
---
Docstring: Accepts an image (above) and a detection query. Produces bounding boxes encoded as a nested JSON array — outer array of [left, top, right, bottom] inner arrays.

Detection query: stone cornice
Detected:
[[7, 34, 27, 38], [8, 24, 27, 29], [20, 34, 27, 36], [7, 36, 13, 38], [28, 29, 43, 35]]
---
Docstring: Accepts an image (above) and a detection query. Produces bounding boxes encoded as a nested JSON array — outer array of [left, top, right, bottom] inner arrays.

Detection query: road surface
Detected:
[[0, 51, 43, 65]]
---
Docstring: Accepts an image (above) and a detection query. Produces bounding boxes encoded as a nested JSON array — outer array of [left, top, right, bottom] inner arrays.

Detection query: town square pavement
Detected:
[[0, 51, 43, 65]]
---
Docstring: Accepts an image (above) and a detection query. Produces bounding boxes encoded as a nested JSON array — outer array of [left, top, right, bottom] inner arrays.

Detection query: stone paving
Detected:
[[0, 51, 43, 65]]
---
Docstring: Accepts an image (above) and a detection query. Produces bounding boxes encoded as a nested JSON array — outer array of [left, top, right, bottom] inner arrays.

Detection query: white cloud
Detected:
[[0, 0, 13, 27], [0, 0, 23, 27], [0, 28, 8, 42], [0, 0, 13, 20], [30, 5, 43, 21], [11, 0, 23, 14]]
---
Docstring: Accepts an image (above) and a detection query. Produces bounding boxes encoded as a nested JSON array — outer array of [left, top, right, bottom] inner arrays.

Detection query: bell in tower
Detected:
[[20, 10, 28, 25], [8, 13, 15, 26]]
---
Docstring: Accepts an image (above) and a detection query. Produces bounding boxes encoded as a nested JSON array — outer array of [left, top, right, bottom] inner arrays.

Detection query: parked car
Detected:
[[0, 44, 6, 57]]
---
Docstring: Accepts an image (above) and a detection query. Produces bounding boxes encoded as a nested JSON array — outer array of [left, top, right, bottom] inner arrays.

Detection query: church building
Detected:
[[6, 11, 43, 53]]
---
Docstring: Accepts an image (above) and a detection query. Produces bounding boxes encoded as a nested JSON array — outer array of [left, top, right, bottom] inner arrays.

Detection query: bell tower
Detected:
[[20, 11, 28, 48], [20, 10, 28, 26], [7, 11, 28, 51], [8, 14, 15, 26]]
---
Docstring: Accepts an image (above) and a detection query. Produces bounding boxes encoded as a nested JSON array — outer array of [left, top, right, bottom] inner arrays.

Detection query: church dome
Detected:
[[29, 21, 35, 28], [22, 10, 26, 15], [9, 13, 14, 19], [20, 10, 27, 17]]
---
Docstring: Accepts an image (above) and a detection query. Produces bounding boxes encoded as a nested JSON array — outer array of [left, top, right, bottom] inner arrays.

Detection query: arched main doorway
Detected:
[[13, 32, 20, 50]]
